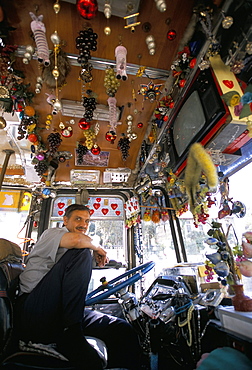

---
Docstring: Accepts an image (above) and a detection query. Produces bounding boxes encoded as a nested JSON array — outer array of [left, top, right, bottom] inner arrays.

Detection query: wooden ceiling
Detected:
[[2, 0, 197, 185]]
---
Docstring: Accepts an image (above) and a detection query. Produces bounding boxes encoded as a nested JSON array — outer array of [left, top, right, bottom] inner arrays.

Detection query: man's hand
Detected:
[[93, 247, 109, 267]]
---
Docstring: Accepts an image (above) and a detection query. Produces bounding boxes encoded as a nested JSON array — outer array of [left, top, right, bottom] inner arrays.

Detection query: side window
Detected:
[[0, 189, 32, 248]]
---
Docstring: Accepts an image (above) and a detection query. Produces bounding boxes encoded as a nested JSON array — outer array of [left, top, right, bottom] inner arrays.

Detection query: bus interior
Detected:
[[0, 0, 252, 369]]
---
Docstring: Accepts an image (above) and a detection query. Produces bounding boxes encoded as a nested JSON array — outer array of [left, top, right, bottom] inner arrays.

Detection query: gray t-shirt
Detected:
[[19, 227, 69, 294]]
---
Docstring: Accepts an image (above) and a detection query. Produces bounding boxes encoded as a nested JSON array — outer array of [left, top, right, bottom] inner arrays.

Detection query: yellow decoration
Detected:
[[136, 66, 146, 77], [24, 105, 35, 117], [184, 143, 218, 214], [27, 123, 37, 133]]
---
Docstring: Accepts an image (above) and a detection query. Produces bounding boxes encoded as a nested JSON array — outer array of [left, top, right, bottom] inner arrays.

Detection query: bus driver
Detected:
[[15, 204, 140, 370]]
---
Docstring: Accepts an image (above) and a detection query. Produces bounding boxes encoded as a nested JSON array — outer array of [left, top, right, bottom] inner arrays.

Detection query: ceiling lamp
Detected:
[[76, 0, 98, 19]]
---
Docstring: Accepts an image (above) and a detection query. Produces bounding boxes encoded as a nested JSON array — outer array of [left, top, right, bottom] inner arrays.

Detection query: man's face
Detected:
[[63, 210, 90, 234]]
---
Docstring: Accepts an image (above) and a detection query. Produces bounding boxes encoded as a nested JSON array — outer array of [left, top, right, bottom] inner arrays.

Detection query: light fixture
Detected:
[[61, 99, 120, 121]]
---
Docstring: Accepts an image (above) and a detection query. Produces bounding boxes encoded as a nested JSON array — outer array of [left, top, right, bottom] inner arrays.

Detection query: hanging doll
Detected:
[[29, 12, 50, 66], [115, 45, 127, 81]]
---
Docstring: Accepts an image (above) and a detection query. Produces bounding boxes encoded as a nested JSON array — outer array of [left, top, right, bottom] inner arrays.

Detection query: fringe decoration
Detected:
[[184, 143, 218, 214]]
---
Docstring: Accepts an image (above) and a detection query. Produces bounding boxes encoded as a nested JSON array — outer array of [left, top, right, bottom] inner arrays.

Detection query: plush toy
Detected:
[[29, 12, 50, 66], [115, 45, 127, 81]]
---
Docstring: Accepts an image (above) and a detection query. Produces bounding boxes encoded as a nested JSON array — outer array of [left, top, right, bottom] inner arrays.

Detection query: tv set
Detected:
[[167, 67, 247, 177]]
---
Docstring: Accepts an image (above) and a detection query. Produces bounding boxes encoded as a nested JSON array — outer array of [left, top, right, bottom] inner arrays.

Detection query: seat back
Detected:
[[0, 239, 24, 360]]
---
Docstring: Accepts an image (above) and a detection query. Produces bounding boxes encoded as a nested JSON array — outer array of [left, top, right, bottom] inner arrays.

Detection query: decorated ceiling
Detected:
[[0, 0, 251, 191]]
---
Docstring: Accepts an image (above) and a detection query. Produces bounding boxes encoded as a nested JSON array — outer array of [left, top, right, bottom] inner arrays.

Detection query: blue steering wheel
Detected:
[[86, 261, 155, 306]]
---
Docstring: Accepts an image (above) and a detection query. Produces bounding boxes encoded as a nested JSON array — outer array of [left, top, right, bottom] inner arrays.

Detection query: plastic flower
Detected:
[[230, 93, 241, 107], [234, 102, 243, 116], [241, 92, 252, 105]]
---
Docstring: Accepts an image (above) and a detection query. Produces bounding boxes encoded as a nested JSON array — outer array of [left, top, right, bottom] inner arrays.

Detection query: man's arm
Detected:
[[60, 232, 107, 267]]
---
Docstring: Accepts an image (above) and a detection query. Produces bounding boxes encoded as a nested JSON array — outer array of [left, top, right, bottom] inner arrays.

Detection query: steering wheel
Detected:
[[85, 261, 155, 306]]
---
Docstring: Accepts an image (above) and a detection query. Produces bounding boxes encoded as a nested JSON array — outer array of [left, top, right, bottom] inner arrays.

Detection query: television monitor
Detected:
[[168, 67, 229, 176]]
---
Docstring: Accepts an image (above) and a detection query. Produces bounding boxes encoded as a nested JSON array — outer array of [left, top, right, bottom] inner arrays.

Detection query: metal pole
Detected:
[[0, 149, 15, 191]]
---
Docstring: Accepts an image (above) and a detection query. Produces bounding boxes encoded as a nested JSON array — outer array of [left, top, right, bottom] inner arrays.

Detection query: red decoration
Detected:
[[102, 208, 109, 215], [179, 79, 186, 88], [58, 202, 65, 209], [27, 133, 38, 143], [89, 209, 94, 215], [96, 198, 101, 202], [111, 203, 118, 210], [115, 211, 120, 215], [137, 122, 143, 128], [61, 128, 73, 138], [167, 29, 176, 41], [91, 145, 101, 155], [189, 58, 197, 69], [223, 80, 234, 89], [79, 118, 91, 130], [76, 0, 98, 20], [58, 211, 64, 216], [105, 130, 117, 144], [93, 203, 100, 210]]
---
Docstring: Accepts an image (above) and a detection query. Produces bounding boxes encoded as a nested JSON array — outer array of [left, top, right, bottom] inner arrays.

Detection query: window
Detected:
[[50, 195, 127, 293]]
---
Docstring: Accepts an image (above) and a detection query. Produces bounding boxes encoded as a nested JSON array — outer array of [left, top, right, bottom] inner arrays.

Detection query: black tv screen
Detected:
[[173, 90, 206, 157], [168, 67, 227, 175]]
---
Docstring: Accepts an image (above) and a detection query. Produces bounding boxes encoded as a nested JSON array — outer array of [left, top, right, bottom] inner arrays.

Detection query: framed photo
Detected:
[[75, 150, 110, 167]]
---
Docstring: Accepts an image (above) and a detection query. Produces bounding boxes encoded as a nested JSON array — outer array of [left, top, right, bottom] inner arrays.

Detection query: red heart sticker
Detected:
[[58, 202, 65, 209], [223, 80, 234, 89], [111, 203, 118, 210], [115, 211, 121, 215], [96, 198, 101, 202], [102, 208, 109, 215], [58, 211, 64, 216], [93, 203, 100, 210], [89, 209, 94, 216]]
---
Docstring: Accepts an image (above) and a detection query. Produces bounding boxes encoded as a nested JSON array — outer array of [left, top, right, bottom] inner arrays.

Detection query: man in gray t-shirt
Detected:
[[15, 204, 140, 370]]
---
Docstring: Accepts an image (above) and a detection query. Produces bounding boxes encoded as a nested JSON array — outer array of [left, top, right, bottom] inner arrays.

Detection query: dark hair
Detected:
[[64, 204, 90, 218]]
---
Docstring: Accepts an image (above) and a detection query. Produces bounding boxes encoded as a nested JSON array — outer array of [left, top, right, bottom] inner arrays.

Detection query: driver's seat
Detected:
[[0, 239, 108, 370]]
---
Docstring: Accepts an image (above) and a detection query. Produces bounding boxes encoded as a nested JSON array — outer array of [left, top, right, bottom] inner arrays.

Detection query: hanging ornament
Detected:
[[245, 42, 252, 55], [104, 66, 120, 96], [104, 1, 111, 19], [91, 144, 101, 155], [115, 45, 127, 80], [118, 134, 130, 161], [126, 114, 137, 142], [83, 94, 97, 121], [27, 133, 38, 143], [137, 122, 143, 128], [22, 45, 35, 65], [76, 142, 88, 164], [123, 12, 141, 33], [35, 152, 45, 161], [53, 1, 61, 14], [29, 12, 50, 66], [104, 26, 111, 36], [145, 35, 156, 55], [138, 81, 163, 102], [0, 116, 6, 129], [79, 118, 91, 130], [76, 0, 98, 20], [167, 29, 176, 41], [154, 0, 167, 12], [221, 11, 233, 29], [107, 97, 121, 133], [45, 114, 53, 130], [61, 126, 73, 138], [105, 130, 117, 144]]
